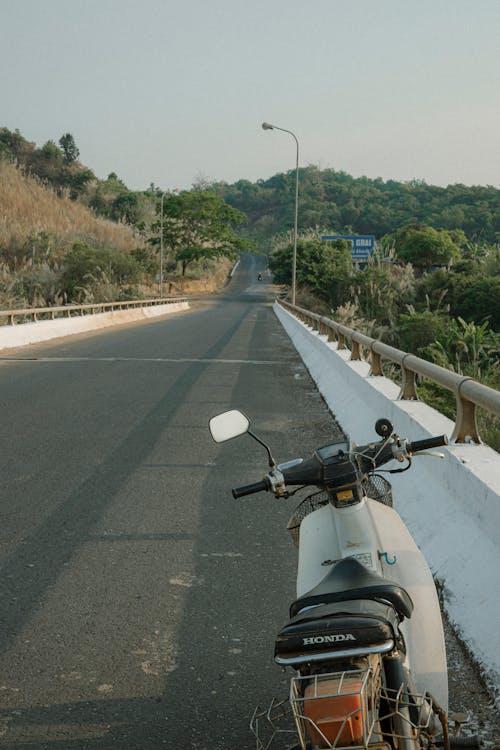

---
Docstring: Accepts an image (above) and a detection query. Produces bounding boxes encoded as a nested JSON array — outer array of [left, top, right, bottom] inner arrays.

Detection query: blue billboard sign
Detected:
[[322, 234, 375, 260]]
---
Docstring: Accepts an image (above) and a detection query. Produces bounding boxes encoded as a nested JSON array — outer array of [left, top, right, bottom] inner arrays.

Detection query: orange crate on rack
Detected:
[[303, 674, 364, 747]]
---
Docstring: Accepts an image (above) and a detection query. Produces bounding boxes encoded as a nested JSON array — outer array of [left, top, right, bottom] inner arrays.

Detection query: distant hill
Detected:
[[212, 166, 500, 246]]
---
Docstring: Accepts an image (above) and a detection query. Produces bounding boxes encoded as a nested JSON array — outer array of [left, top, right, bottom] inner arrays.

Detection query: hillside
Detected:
[[213, 166, 500, 246], [0, 161, 142, 261], [0, 161, 146, 309]]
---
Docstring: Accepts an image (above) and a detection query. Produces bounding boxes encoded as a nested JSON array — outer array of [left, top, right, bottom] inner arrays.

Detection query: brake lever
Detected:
[[414, 451, 446, 459]]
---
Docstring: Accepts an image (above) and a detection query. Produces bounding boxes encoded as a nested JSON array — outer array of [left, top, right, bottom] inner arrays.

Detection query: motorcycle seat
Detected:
[[275, 598, 398, 663], [290, 557, 413, 620]]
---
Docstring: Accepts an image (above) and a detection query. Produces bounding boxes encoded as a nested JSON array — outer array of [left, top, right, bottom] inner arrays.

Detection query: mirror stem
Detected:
[[248, 429, 276, 468]]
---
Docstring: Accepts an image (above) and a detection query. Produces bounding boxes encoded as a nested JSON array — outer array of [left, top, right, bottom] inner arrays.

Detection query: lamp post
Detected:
[[159, 191, 166, 297], [262, 122, 299, 306]]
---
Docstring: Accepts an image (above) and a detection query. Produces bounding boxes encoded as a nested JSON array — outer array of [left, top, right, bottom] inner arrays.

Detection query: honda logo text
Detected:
[[303, 634, 356, 645]]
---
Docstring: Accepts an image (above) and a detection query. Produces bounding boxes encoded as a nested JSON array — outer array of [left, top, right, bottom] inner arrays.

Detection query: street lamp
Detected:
[[262, 122, 299, 306], [159, 191, 167, 297]]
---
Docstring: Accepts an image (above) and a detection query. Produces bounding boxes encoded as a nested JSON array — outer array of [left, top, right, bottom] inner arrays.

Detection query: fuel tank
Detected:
[[296, 497, 448, 711]]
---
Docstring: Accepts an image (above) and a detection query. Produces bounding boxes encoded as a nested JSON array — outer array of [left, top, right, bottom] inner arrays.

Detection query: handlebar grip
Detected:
[[407, 435, 448, 453], [232, 479, 269, 499]]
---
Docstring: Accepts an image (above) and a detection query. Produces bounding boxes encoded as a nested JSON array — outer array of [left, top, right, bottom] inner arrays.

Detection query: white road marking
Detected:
[[0, 356, 281, 365]]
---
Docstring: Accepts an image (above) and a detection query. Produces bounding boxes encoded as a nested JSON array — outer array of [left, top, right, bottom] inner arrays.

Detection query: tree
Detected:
[[59, 133, 79, 164], [111, 192, 142, 224], [151, 190, 247, 275], [41, 140, 63, 162], [394, 225, 462, 268], [270, 238, 352, 307]]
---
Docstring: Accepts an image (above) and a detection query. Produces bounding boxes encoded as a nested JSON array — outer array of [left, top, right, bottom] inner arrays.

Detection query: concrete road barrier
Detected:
[[0, 301, 190, 351]]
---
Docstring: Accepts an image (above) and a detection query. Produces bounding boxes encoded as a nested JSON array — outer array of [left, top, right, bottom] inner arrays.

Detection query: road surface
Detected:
[[0, 254, 496, 748]]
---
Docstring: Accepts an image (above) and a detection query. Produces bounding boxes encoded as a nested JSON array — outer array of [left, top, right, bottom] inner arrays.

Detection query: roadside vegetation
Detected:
[[0, 127, 245, 308], [268, 229, 499, 450]]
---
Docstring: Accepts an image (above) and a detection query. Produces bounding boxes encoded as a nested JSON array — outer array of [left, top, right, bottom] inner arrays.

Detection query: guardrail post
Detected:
[[452, 378, 480, 443], [399, 355, 418, 400], [337, 332, 346, 350], [8, 313, 15, 325], [350, 340, 361, 361], [327, 325, 336, 343], [369, 346, 383, 376]]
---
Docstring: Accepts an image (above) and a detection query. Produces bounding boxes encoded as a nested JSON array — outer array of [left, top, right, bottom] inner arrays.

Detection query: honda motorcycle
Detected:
[[209, 410, 479, 750]]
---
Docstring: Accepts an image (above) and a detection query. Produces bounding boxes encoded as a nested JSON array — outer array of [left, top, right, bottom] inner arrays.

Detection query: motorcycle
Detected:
[[209, 410, 479, 750]]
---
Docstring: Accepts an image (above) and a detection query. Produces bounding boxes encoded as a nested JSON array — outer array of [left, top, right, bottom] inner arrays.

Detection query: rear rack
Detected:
[[290, 664, 380, 749], [251, 662, 436, 750]]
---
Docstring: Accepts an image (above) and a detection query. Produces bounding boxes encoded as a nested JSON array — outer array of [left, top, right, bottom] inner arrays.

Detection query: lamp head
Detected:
[[261, 122, 274, 130]]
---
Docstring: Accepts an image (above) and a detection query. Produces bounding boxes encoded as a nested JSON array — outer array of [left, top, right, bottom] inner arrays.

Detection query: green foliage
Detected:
[[394, 225, 462, 267], [130, 247, 157, 274], [41, 140, 63, 163], [58, 133, 79, 164], [150, 190, 247, 275], [453, 276, 500, 329], [0, 127, 31, 160], [0, 127, 94, 200], [60, 243, 140, 302], [111, 192, 142, 224], [213, 165, 500, 246], [398, 311, 448, 353], [88, 173, 151, 226], [269, 238, 353, 307], [417, 381, 456, 419], [420, 317, 499, 379], [414, 249, 500, 328]]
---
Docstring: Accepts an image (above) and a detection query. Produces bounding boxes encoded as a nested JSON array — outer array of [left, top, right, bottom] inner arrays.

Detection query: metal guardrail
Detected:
[[0, 297, 188, 327], [278, 299, 500, 444]]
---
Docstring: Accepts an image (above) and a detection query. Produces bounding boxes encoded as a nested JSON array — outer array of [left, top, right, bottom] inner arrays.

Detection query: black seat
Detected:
[[275, 599, 398, 661], [290, 557, 413, 620]]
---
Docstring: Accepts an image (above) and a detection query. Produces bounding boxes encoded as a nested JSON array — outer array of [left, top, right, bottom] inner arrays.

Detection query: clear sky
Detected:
[[1, 0, 499, 191]]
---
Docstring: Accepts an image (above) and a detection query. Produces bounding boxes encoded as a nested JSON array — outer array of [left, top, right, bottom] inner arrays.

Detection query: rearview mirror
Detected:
[[209, 410, 250, 443]]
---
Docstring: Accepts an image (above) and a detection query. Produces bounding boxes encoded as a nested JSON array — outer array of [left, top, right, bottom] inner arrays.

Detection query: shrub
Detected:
[[60, 243, 140, 302], [397, 311, 447, 353]]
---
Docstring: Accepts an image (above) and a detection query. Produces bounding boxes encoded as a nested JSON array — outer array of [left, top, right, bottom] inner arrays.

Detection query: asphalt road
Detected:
[[0, 255, 343, 749], [0, 254, 496, 749]]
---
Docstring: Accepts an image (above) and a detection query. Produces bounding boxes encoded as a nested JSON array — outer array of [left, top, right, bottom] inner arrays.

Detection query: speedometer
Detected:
[[315, 441, 350, 462]]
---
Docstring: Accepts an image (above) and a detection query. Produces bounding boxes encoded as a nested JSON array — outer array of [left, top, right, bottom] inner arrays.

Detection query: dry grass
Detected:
[[0, 161, 142, 260]]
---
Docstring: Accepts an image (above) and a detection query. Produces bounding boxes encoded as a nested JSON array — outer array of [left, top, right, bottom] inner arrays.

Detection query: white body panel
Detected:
[[297, 497, 448, 711]]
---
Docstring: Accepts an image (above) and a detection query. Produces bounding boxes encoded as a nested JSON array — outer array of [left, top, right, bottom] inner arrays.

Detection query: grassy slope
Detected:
[[0, 162, 142, 260]]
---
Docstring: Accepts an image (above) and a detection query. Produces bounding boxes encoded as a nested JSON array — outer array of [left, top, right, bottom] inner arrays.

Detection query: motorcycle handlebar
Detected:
[[232, 478, 269, 499], [230, 433, 448, 498], [407, 435, 448, 453]]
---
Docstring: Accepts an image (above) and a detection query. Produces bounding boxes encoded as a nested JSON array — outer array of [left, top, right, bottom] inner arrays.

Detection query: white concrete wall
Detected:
[[0, 301, 190, 351], [275, 303, 500, 695]]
